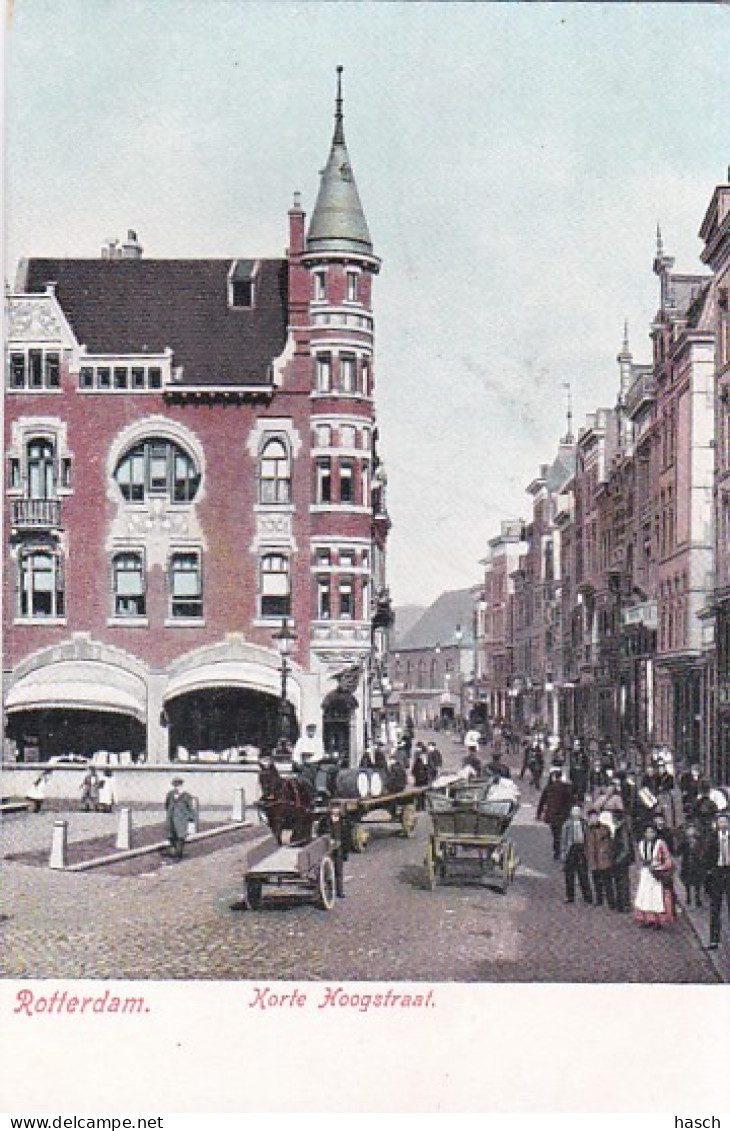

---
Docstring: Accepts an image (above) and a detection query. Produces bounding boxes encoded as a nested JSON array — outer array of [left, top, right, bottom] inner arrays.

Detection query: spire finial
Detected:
[[656, 223, 664, 259], [334, 65, 345, 145], [562, 381, 574, 444], [623, 318, 630, 352]]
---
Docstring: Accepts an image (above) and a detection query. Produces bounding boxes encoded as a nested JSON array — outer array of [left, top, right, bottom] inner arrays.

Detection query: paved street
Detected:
[[0, 737, 724, 983]]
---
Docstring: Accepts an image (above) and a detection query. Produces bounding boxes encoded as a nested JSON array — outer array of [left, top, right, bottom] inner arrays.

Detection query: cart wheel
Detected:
[[424, 840, 436, 891], [350, 823, 369, 854], [245, 878, 263, 911], [316, 855, 337, 911], [401, 803, 418, 838]]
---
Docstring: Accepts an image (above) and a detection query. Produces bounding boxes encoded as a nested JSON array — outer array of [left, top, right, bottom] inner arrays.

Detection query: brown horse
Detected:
[[259, 763, 315, 846]]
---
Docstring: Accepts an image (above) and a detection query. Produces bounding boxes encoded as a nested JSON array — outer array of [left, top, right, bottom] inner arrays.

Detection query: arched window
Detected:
[[27, 439, 56, 500], [114, 439, 200, 503], [259, 438, 291, 504], [260, 554, 291, 618], [113, 553, 146, 618], [19, 550, 64, 618]]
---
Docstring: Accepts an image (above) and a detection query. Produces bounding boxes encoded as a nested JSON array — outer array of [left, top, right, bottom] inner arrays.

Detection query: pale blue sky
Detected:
[[4, 1, 728, 605]]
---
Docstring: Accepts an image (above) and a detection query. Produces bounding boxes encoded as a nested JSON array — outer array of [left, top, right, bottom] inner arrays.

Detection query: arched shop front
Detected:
[[4, 660, 147, 761], [162, 658, 302, 761]]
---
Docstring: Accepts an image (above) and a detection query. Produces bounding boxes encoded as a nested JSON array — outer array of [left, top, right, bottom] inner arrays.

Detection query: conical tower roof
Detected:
[[306, 68, 374, 257]]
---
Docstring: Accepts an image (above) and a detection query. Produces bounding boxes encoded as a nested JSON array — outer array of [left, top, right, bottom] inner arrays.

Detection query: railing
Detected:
[[12, 498, 61, 529]]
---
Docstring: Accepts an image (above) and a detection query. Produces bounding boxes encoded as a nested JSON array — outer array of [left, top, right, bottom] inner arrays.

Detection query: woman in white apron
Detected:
[[634, 824, 675, 929]]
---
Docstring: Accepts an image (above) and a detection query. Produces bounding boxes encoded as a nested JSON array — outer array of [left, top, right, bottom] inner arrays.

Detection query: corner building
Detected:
[[3, 75, 389, 766]]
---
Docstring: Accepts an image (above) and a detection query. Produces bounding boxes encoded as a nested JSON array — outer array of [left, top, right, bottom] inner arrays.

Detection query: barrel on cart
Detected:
[[424, 788, 518, 892], [336, 784, 427, 853]]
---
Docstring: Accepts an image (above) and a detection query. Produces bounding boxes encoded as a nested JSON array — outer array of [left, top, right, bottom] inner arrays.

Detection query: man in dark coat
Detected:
[[611, 808, 634, 912], [486, 751, 512, 779], [165, 777, 196, 860], [537, 770, 574, 860], [703, 813, 730, 950]]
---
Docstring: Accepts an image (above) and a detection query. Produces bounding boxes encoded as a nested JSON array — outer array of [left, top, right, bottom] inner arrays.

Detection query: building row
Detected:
[[3, 73, 393, 767], [473, 176, 730, 784]]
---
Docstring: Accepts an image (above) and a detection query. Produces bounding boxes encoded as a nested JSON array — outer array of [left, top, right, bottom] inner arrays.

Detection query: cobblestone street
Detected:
[[0, 738, 724, 984]]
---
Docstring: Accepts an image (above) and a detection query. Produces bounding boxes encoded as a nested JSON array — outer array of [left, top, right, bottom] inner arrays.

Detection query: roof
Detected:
[[396, 589, 476, 650], [306, 70, 373, 257], [21, 258, 289, 387]]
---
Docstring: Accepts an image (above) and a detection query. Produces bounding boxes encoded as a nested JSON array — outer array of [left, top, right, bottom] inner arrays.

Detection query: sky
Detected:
[[3, 1, 729, 608]]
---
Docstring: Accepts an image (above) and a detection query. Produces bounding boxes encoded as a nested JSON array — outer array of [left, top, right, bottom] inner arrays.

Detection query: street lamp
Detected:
[[272, 617, 297, 746]]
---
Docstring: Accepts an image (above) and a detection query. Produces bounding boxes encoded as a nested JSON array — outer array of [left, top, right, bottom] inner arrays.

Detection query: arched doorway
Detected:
[[322, 689, 358, 765], [165, 686, 298, 760]]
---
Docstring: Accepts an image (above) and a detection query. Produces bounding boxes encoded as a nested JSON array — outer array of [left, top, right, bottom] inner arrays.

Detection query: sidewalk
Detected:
[[680, 888, 729, 983]]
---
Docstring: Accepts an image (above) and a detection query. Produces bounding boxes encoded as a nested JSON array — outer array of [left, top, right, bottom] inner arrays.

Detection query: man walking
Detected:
[[611, 808, 634, 912], [165, 777, 196, 860], [561, 804, 593, 904], [704, 812, 730, 951], [585, 807, 616, 908], [537, 769, 574, 860]]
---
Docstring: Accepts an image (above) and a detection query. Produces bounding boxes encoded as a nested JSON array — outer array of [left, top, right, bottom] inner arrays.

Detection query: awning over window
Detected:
[[163, 661, 301, 712], [5, 661, 146, 722]]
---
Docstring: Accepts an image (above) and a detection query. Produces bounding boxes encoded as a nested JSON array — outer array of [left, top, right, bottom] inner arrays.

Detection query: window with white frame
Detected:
[[7, 349, 60, 391], [317, 576, 332, 619], [315, 548, 332, 568], [114, 439, 200, 504], [339, 460, 355, 504], [339, 548, 356, 569], [340, 355, 357, 393], [361, 460, 370, 509], [340, 424, 356, 449], [19, 549, 65, 618], [113, 552, 146, 617], [316, 458, 332, 504], [346, 271, 358, 303], [339, 578, 354, 619], [313, 271, 326, 302], [316, 354, 332, 392], [26, 438, 56, 500], [259, 437, 291, 504], [260, 553, 291, 618], [169, 552, 203, 619], [315, 424, 332, 449]]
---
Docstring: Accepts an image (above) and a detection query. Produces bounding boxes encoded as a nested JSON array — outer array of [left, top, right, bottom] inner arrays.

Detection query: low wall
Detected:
[[1, 764, 264, 808]]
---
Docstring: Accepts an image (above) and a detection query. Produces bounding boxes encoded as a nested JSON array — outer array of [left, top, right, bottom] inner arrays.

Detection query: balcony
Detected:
[[12, 498, 61, 530]]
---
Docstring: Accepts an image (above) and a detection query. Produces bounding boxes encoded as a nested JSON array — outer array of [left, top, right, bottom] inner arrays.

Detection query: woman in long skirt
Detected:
[[634, 824, 675, 929]]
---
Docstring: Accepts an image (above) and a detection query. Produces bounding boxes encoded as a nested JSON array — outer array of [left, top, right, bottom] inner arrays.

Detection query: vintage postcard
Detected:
[[1, 0, 728, 1117]]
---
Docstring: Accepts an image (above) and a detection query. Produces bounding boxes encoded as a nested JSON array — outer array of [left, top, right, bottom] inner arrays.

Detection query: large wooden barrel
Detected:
[[368, 769, 384, 798], [335, 769, 369, 799]]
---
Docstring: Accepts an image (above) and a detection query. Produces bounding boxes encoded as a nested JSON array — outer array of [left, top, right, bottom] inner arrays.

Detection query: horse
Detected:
[[258, 762, 315, 846]]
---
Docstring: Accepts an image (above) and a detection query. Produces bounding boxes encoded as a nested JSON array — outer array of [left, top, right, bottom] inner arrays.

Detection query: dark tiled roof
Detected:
[[397, 589, 476, 650], [22, 258, 289, 386]]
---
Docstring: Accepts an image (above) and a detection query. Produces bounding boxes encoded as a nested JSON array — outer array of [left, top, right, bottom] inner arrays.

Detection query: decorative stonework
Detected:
[[108, 498, 203, 568], [6, 295, 75, 347], [246, 417, 302, 460]]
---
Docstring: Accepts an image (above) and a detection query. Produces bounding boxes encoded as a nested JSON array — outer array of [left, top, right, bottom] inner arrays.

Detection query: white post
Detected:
[[187, 795, 199, 837], [49, 820, 67, 870], [116, 807, 132, 850], [232, 787, 246, 822]]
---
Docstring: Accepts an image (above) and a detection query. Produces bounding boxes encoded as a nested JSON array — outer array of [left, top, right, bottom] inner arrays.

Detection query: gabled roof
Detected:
[[21, 257, 289, 387], [396, 588, 476, 650]]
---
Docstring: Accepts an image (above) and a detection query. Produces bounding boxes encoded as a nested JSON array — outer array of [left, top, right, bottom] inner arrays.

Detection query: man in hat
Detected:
[[165, 777, 196, 860]]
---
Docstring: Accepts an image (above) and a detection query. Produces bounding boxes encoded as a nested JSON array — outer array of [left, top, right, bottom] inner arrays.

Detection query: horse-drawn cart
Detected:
[[424, 786, 519, 892], [242, 827, 343, 911], [337, 785, 428, 853]]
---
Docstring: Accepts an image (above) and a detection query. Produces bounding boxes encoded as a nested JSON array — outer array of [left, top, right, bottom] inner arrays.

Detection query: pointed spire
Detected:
[[618, 318, 632, 361], [305, 67, 375, 258], [562, 382, 574, 444], [656, 223, 663, 260]]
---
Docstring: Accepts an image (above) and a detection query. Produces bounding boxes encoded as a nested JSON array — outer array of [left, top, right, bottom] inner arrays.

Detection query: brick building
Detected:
[[3, 71, 391, 767]]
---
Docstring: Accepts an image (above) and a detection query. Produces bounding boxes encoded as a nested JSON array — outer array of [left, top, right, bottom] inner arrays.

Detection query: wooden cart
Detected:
[[336, 786, 428, 853], [242, 829, 343, 911], [424, 789, 518, 892]]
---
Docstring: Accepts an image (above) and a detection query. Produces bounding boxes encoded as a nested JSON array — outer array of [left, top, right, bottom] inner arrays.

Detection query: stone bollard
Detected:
[[49, 820, 68, 870], [116, 807, 132, 850], [231, 787, 246, 823], [187, 795, 199, 837]]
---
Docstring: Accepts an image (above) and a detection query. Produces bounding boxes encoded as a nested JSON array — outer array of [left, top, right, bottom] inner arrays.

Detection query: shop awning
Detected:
[[163, 661, 301, 712], [5, 661, 146, 723]]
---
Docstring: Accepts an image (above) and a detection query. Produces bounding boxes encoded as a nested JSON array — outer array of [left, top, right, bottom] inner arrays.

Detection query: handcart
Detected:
[[424, 785, 519, 893], [242, 804, 347, 911]]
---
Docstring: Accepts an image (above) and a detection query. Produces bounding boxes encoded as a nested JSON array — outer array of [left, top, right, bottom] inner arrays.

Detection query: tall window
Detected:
[[361, 461, 370, 509], [20, 551, 64, 618], [170, 553, 203, 618], [260, 554, 291, 618], [316, 458, 332, 504], [113, 553, 146, 617], [340, 460, 354, 504], [27, 439, 56, 500], [316, 354, 332, 392], [346, 271, 358, 303], [317, 577, 332, 619], [339, 578, 354, 619], [340, 355, 357, 393], [115, 439, 200, 503], [259, 438, 291, 504], [313, 271, 326, 301]]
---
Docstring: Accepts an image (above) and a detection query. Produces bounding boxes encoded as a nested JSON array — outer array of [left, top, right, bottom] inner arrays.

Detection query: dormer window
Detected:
[[229, 259, 257, 309]]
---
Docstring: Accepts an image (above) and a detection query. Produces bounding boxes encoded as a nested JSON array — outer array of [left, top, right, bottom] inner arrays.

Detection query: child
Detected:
[[678, 824, 704, 908]]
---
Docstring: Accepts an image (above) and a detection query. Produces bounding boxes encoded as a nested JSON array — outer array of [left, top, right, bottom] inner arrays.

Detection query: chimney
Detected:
[[288, 192, 306, 257], [121, 230, 143, 259], [101, 238, 120, 260]]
